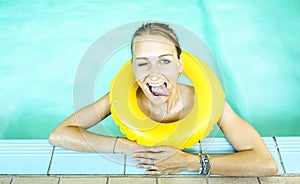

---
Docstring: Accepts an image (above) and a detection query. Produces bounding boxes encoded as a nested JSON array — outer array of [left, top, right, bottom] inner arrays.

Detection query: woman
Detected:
[[48, 23, 278, 176]]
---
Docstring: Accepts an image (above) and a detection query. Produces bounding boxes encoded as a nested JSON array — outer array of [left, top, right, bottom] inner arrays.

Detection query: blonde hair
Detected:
[[131, 23, 182, 59]]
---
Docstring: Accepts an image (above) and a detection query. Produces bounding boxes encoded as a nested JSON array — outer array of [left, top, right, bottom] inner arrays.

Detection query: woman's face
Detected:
[[132, 35, 183, 104]]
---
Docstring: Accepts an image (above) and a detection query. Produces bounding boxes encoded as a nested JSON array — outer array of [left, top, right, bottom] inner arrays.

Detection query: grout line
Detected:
[[124, 154, 127, 175], [273, 136, 286, 174], [106, 176, 110, 184], [156, 176, 158, 184], [257, 177, 261, 184], [57, 177, 61, 184], [205, 176, 210, 184], [9, 177, 14, 184], [47, 145, 55, 175]]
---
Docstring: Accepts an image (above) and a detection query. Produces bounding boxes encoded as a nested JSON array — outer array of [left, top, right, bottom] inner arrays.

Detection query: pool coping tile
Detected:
[[0, 137, 299, 176], [208, 176, 259, 184], [59, 176, 107, 184], [108, 176, 157, 184], [260, 175, 300, 184], [275, 136, 300, 174], [201, 137, 235, 155], [49, 147, 125, 175], [158, 176, 206, 184], [11, 176, 59, 184], [0, 177, 12, 184], [0, 140, 53, 174]]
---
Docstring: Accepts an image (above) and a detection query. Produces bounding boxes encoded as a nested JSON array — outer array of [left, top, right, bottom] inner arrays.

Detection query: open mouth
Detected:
[[147, 82, 170, 96]]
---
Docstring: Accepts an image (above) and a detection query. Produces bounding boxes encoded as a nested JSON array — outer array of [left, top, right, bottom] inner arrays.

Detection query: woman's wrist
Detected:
[[112, 137, 123, 154], [112, 137, 119, 153], [185, 153, 202, 172], [112, 137, 132, 155]]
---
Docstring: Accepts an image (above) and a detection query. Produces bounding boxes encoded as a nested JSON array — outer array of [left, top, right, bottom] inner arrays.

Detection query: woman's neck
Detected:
[[137, 84, 194, 123]]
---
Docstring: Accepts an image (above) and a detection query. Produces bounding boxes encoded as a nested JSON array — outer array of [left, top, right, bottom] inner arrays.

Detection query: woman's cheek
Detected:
[[133, 68, 147, 81], [164, 67, 180, 82]]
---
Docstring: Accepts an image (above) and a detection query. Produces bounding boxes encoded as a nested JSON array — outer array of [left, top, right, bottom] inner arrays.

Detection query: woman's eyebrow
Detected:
[[134, 57, 148, 60], [158, 54, 173, 58], [135, 54, 173, 60]]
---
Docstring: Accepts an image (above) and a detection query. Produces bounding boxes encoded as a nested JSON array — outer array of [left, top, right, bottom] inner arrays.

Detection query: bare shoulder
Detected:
[[218, 101, 248, 133], [218, 101, 238, 125]]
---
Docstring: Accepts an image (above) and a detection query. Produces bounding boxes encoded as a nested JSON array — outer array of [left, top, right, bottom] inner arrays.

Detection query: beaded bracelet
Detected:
[[199, 153, 211, 175], [198, 141, 211, 175]]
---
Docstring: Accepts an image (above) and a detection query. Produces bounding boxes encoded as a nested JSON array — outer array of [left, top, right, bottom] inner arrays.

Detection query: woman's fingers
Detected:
[[147, 146, 174, 152], [137, 163, 159, 170], [144, 170, 161, 175], [133, 157, 156, 165], [133, 151, 162, 160], [134, 147, 177, 159], [133, 146, 185, 175], [136, 163, 161, 174]]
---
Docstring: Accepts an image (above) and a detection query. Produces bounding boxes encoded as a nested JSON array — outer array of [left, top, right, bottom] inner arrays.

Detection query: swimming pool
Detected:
[[0, 0, 299, 139]]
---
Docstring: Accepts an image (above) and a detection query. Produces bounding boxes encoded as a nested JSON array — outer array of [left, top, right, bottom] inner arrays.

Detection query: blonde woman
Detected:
[[49, 23, 278, 176]]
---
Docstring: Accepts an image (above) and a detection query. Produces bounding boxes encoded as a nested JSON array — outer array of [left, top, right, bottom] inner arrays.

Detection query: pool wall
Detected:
[[0, 0, 299, 139]]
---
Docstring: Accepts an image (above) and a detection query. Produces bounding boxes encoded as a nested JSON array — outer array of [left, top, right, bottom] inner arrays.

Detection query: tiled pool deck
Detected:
[[0, 137, 299, 184]]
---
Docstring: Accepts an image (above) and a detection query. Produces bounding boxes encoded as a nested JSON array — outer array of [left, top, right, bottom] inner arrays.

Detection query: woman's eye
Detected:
[[160, 59, 171, 64], [138, 62, 148, 67]]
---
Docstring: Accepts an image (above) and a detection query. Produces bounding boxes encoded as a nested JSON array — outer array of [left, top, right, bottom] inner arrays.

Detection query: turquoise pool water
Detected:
[[0, 0, 299, 139]]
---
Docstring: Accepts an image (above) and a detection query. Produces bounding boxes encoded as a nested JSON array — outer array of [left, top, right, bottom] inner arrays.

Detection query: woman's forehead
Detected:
[[133, 35, 174, 46], [132, 36, 176, 56]]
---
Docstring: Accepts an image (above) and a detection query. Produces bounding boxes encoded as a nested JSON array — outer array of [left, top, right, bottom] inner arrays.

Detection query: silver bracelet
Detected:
[[199, 153, 211, 175]]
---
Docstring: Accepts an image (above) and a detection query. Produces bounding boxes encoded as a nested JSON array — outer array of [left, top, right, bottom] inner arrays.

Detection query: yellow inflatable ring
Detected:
[[109, 51, 225, 149]]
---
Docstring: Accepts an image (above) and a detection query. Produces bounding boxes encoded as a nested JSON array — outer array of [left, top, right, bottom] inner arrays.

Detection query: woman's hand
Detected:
[[133, 146, 200, 174], [114, 138, 148, 157]]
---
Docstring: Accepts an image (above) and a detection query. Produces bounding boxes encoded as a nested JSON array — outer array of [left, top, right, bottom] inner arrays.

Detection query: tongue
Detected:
[[151, 84, 170, 96]]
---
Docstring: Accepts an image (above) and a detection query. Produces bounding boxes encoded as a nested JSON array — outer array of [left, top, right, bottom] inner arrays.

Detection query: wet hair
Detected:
[[131, 23, 182, 59]]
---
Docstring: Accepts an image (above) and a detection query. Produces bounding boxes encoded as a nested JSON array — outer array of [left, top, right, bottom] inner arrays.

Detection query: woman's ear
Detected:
[[178, 55, 183, 73]]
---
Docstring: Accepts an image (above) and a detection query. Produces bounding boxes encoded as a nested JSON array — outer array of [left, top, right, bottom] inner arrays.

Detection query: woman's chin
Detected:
[[147, 94, 169, 104]]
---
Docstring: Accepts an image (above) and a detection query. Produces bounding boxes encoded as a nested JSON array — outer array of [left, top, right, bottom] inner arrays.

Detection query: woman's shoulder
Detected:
[[177, 83, 195, 97]]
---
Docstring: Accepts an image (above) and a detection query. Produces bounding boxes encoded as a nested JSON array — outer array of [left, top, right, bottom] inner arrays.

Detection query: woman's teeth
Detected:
[[147, 82, 170, 96], [148, 82, 164, 87]]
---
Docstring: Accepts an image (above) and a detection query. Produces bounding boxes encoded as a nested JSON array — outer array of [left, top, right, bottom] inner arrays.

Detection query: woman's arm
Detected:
[[209, 101, 278, 176], [48, 93, 145, 155], [133, 101, 278, 176]]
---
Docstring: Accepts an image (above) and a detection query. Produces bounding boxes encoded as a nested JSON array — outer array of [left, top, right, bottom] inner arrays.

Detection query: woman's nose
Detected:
[[149, 64, 160, 78], [149, 75, 159, 81]]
